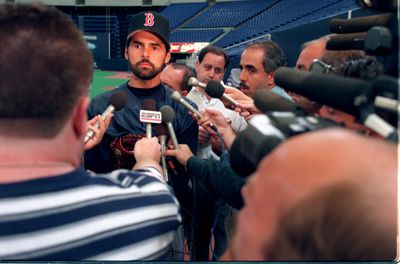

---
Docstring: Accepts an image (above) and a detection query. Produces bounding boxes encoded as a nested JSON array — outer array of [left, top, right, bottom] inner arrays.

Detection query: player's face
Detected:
[[125, 30, 170, 80]]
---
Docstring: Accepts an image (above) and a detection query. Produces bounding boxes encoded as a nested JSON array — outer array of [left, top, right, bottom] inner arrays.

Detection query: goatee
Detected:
[[130, 60, 165, 81]]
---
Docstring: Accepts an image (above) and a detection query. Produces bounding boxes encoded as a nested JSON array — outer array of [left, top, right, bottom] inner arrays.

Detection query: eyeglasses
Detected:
[[309, 59, 335, 74]]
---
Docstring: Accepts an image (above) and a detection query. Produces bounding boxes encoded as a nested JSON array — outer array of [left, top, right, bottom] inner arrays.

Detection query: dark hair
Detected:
[[321, 50, 366, 69], [0, 4, 93, 138], [334, 56, 385, 81], [268, 183, 396, 260], [198, 45, 230, 69], [168, 63, 195, 93], [246, 41, 287, 73]]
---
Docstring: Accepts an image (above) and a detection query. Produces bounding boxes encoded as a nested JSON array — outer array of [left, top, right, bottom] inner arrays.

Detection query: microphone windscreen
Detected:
[[160, 105, 175, 123], [330, 13, 393, 34], [229, 132, 256, 178], [155, 123, 169, 136], [275, 67, 371, 117], [141, 99, 156, 111], [326, 32, 366, 50], [253, 89, 297, 113], [171, 91, 182, 101], [109, 90, 128, 110], [205, 80, 224, 98]]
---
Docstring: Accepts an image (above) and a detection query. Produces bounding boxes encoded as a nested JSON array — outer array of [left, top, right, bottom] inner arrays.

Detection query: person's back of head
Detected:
[[171, 63, 195, 94], [334, 56, 385, 80], [0, 4, 93, 138], [268, 181, 397, 260], [321, 49, 367, 69]]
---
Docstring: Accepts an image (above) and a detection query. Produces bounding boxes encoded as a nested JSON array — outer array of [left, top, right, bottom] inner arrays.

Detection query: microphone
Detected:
[[155, 123, 169, 181], [326, 32, 366, 50], [188, 77, 206, 89], [140, 99, 161, 139], [205, 80, 240, 107], [275, 67, 397, 140], [357, 0, 397, 12], [230, 115, 284, 178], [275, 67, 370, 116], [84, 90, 128, 143], [253, 89, 297, 113], [171, 91, 203, 119], [330, 13, 393, 34], [159, 105, 179, 149], [171, 91, 218, 132]]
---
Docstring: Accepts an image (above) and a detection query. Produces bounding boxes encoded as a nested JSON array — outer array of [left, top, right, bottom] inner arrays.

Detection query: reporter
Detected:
[[0, 4, 180, 260], [165, 144, 244, 210]]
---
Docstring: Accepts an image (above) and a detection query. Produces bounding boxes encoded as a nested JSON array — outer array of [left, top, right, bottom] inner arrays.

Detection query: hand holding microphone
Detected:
[[84, 90, 127, 144], [84, 114, 113, 150]]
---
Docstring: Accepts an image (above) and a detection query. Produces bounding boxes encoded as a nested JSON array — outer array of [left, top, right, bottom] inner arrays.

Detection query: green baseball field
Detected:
[[90, 70, 130, 98]]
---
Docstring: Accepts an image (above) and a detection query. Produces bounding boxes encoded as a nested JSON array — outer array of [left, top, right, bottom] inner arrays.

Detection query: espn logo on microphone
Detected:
[[140, 110, 162, 123]]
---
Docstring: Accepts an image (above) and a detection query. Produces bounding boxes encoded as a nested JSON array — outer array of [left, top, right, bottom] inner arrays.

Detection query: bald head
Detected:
[[227, 129, 397, 260], [161, 63, 194, 96], [296, 37, 328, 71]]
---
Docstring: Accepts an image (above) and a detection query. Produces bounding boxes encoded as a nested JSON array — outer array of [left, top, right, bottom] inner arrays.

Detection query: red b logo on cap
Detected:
[[144, 13, 155, 27]]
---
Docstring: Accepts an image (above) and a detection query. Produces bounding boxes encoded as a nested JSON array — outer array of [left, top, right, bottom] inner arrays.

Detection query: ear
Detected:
[[124, 47, 129, 60], [268, 72, 275, 87], [72, 96, 90, 140], [195, 60, 200, 73], [164, 51, 171, 64]]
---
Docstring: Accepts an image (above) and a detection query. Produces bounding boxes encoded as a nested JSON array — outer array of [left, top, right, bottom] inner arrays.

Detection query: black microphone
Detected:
[[330, 13, 393, 34], [357, 0, 397, 12], [326, 32, 366, 50], [253, 89, 297, 113], [141, 99, 157, 139], [275, 67, 371, 117], [84, 90, 128, 143], [275, 67, 397, 140], [205, 80, 240, 107], [230, 115, 284, 178], [155, 123, 169, 181], [159, 105, 179, 149]]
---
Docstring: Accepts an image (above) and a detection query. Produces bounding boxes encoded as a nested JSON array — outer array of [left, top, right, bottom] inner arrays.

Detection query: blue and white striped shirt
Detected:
[[0, 167, 181, 261]]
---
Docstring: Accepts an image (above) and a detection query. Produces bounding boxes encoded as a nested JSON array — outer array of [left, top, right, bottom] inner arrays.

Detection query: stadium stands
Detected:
[[183, 0, 276, 28], [171, 29, 224, 43], [160, 2, 208, 30], [71, 0, 359, 61]]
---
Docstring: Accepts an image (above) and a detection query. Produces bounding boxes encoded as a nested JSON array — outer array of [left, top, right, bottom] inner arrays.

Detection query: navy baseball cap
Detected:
[[127, 11, 171, 51]]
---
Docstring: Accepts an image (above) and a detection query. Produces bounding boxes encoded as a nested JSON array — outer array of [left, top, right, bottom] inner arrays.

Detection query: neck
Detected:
[[0, 135, 81, 183], [129, 75, 161, 88]]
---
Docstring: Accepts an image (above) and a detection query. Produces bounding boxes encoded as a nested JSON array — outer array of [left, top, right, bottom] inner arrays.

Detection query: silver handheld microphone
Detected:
[[171, 91, 203, 119], [155, 123, 169, 181], [84, 91, 128, 143], [188, 77, 206, 89], [171, 91, 217, 132], [141, 99, 157, 139], [160, 105, 179, 149]]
